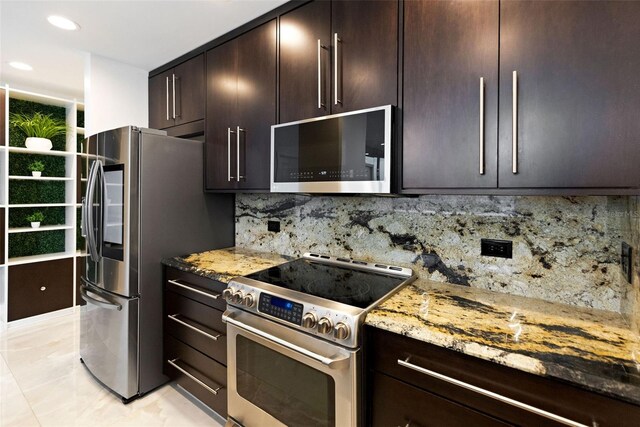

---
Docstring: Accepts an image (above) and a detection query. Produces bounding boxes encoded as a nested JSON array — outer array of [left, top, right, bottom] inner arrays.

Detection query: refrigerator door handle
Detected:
[[85, 160, 99, 261], [80, 285, 123, 311]]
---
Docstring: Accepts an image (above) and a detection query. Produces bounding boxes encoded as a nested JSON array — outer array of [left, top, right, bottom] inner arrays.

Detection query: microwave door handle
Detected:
[[223, 312, 350, 368]]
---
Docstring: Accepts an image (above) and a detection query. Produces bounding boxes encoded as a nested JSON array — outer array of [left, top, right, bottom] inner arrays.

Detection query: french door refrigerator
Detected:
[[79, 126, 233, 402]]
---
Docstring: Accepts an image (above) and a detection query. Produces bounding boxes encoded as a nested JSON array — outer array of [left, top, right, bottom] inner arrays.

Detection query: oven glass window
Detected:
[[273, 109, 387, 183], [237, 336, 336, 427]]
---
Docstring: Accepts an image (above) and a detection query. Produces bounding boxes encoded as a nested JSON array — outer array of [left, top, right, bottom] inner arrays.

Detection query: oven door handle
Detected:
[[223, 313, 350, 368]]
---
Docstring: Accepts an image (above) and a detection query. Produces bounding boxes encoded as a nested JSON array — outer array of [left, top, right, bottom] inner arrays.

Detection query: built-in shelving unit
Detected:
[[0, 84, 86, 324]]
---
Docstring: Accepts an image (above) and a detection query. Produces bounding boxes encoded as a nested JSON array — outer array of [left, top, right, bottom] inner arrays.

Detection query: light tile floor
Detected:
[[0, 310, 225, 426]]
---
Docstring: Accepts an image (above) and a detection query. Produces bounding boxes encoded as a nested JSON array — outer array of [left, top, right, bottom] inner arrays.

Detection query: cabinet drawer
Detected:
[[8, 259, 73, 321], [165, 290, 227, 365], [371, 372, 510, 427], [164, 335, 227, 418], [165, 268, 227, 311], [367, 326, 640, 427]]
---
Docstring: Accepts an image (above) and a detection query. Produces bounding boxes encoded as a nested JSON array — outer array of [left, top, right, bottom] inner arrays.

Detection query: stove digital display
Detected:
[[259, 293, 303, 325]]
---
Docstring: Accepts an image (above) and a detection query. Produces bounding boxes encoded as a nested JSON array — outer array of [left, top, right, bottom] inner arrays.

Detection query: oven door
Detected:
[[223, 308, 360, 427]]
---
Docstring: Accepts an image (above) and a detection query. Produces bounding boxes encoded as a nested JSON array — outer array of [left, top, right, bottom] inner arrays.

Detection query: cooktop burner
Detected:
[[244, 258, 405, 309]]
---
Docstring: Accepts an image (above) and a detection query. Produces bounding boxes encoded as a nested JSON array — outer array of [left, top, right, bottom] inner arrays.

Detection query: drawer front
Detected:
[[8, 259, 73, 321], [165, 290, 227, 364], [164, 335, 227, 417], [165, 267, 227, 311], [367, 326, 640, 427], [371, 372, 511, 427]]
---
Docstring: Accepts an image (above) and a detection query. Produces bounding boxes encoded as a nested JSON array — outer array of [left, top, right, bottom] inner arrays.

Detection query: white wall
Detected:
[[84, 54, 148, 136]]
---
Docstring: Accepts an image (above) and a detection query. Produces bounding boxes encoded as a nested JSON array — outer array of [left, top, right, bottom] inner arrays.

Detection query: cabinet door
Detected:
[[331, 0, 398, 114], [499, 1, 640, 188], [236, 19, 277, 190], [205, 40, 239, 191], [279, 1, 331, 123], [174, 54, 205, 126], [403, 0, 498, 190], [8, 258, 73, 321], [149, 70, 175, 129]]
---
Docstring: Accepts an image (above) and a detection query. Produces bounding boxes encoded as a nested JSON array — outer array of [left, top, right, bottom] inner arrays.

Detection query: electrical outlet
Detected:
[[268, 220, 281, 233], [621, 242, 633, 284], [481, 239, 513, 259]]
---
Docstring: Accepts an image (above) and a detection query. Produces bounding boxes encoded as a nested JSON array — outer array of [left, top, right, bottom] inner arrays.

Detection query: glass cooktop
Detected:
[[244, 258, 406, 309]]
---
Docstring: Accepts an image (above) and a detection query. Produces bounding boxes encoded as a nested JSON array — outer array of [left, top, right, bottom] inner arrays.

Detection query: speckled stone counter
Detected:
[[366, 279, 640, 406], [162, 247, 291, 284]]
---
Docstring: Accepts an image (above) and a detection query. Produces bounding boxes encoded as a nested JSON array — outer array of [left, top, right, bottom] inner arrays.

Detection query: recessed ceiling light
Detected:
[[47, 15, 80, 31], [9, 62, 33, 71]]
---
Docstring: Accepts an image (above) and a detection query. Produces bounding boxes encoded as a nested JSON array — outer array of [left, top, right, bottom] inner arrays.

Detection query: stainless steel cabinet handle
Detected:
[[167, 279, 221, 300], [172, 73, 176, 119], [237, 126, 245, 182], [512, 70, 518, 174], [168, 314, 223, 341], [397, 358, 587, 427], [227, 127, 234, 181], [223, 312, 350, 367], [479, 77, 485, 175], [333, 33, 341, 105], [165, 76, 170, 121], [317, 39, 326, 109], [168, 358, 223, 395]]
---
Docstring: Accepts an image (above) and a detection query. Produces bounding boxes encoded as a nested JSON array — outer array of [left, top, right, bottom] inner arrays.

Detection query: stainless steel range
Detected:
[[222, 253, 415, 427]]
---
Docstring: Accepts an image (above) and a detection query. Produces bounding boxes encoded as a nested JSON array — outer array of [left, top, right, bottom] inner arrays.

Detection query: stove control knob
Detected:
[[231, 291, 244, 304], [242, 293, 255, 308], [301, 312, 317, 329], [222, 287, 235, 301], [317, 317, 333, 335], [334, 322, 350, 340]]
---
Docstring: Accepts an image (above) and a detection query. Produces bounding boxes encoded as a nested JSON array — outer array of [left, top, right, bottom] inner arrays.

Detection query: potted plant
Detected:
[[28, 160, 45, 177], [9, 112, 67, 151], [26, 211, 44, 229]]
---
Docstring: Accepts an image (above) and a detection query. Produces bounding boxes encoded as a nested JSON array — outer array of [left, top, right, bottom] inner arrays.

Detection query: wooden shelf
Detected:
[[8, 225, 73, 234], [8, 175, 73, 181], [8, 146, 74, 157], [8, 251, 75, 266], [9, 203, 75, 208]]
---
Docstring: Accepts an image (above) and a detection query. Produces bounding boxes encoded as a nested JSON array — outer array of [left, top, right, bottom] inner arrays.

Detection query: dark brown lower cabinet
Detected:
[[76, 256, 86, 306], [8, 258, 74, 321], [163, 267, 228, 418], [366, 326, 640, 427]]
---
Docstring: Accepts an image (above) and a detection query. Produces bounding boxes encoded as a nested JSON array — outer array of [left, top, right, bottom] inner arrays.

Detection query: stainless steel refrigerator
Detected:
[[79, 126, 233, 402]]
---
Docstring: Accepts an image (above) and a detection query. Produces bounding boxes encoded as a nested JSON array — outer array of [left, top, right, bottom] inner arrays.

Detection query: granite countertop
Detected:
[[162, 247, 291, 283], [366, 279, 640, 406]]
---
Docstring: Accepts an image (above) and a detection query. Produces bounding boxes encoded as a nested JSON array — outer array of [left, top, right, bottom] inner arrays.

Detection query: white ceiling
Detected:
[[0, 0, 288, 100]]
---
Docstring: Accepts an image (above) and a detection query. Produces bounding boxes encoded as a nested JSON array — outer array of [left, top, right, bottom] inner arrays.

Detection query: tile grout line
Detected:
[[0, 350, 42, 426]]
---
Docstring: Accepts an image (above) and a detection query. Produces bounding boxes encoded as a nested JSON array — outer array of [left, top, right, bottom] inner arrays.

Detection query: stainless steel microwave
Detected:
[[271, 105, 393, 193]]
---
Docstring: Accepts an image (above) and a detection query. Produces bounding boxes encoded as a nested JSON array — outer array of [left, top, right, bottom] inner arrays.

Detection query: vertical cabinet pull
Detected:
[[237, 126, 245, 182], [172, 73, 177, 119], [227, 127, 236, 181], [333, 33, 341, 105], [165, 76, 170, 121], [512, 70, 518, 174], [317, 39, 326, 109], [479, 77, 485, 175]]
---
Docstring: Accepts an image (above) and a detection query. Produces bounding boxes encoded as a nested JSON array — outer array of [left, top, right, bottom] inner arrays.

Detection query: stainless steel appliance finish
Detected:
[[80, 126, 234, 402], [270, 105, 393, 194], [223, 253, 414, 426]]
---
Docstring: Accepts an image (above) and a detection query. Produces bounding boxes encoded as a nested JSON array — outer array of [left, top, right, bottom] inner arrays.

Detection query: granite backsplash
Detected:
[[236, 194, 636, 314]]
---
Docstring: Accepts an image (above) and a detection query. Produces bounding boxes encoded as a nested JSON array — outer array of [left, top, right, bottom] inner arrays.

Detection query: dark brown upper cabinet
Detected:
[[403, 0, 499, 190], [205, 20, 277, 192], [403, 0, 640, 193], [279, 0, 398, 124], [498, 0, 640, 189], [149, 54, 204, 130]]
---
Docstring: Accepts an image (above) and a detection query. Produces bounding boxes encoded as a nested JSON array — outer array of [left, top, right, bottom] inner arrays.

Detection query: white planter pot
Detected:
[[25, 137, 52, 151], [32, 171, 42, 178], [30, 222, 41, 229]]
